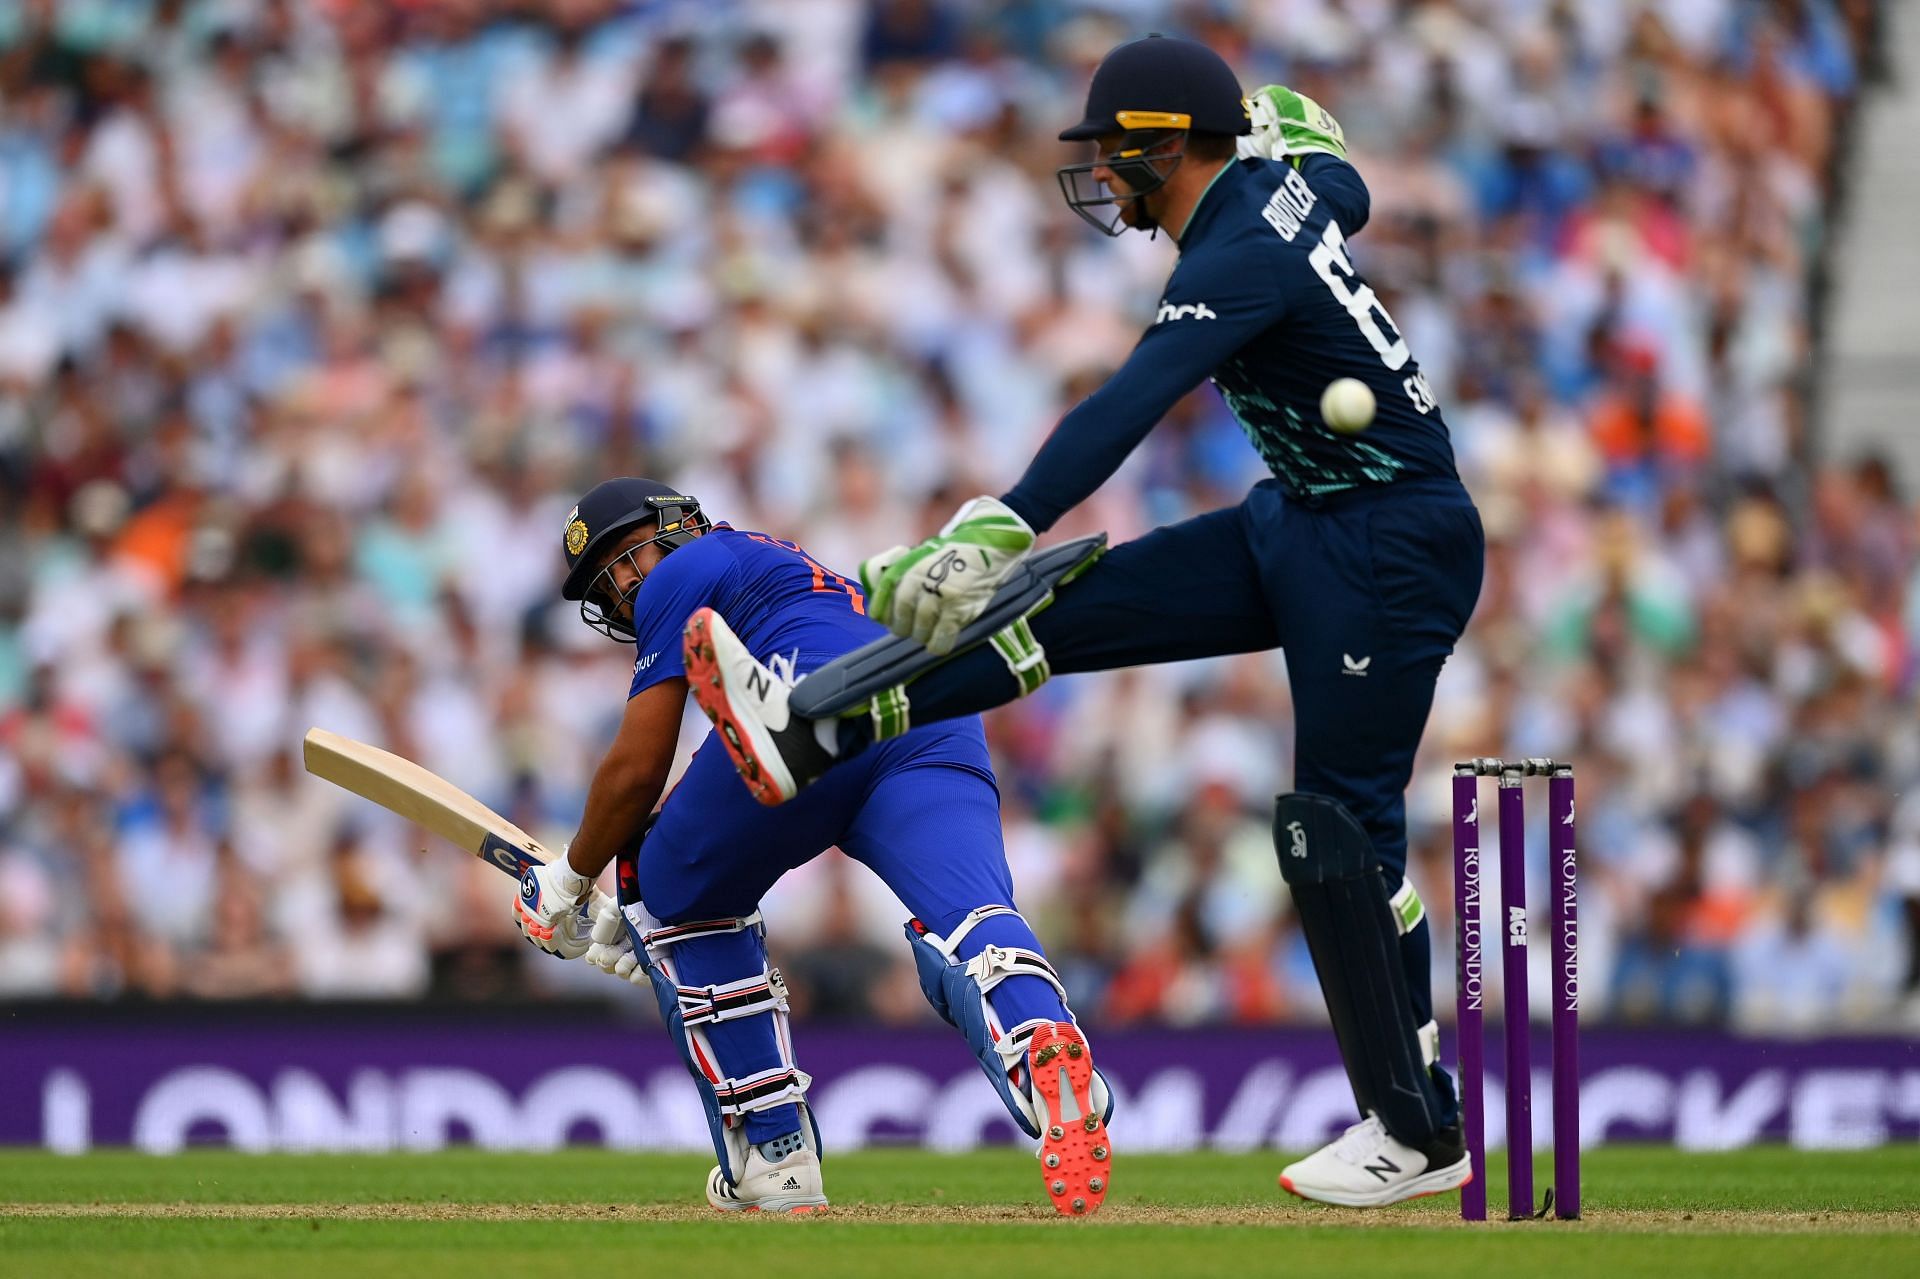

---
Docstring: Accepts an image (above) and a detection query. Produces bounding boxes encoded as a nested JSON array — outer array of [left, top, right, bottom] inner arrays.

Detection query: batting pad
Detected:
[[1276, 792, 1442, 1147]]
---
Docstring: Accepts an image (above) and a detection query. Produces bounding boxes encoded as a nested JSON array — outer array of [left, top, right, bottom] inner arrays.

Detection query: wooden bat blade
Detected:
[[301, 727, 552, 878]]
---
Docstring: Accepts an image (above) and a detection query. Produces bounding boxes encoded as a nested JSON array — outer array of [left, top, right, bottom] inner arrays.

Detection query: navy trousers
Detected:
[[861, 477, 1484, 1103]]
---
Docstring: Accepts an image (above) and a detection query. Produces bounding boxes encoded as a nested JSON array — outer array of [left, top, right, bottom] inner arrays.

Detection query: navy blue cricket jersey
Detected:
[[1004, 154, 1457, 531]]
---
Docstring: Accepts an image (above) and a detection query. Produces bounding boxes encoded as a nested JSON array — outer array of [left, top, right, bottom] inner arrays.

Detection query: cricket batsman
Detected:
[[510, 478, 1114, 1216], [684, 35, 1484, 1207]]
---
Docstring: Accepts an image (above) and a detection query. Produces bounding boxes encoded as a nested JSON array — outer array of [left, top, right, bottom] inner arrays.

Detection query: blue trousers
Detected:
[[635, 721, 1067, 1142]]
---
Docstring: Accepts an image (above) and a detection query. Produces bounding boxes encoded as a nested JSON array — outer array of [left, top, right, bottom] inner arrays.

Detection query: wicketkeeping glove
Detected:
[[860, 496, 1036, 656], [513, 857, 596, 959], [584, 895, 648, 987], [1238, 84, 1348, 163]]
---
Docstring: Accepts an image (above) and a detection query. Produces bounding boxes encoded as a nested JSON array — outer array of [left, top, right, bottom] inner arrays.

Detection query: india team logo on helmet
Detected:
[[565, 507, 589, 556]]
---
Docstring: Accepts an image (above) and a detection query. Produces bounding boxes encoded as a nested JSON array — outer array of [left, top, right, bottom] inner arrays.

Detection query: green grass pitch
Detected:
[[3, 1147, 1916, 1278]]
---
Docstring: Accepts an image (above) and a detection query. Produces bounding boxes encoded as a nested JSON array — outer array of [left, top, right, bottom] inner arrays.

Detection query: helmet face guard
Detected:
[[1056, 112, 1191, 237], [578, 500, 706, 642]]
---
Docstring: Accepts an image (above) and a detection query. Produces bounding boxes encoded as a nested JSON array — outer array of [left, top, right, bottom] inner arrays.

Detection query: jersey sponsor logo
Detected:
[[1154, 300, 1217, 324], [1342, 653, 1371, 676], [1260, 165, 1318, 241], [635, 651, 658, 673]]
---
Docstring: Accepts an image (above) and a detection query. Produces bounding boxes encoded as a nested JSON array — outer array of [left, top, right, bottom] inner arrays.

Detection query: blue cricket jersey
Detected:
[[627, 526, 878, 698], [1003, 153, 1459, 531]]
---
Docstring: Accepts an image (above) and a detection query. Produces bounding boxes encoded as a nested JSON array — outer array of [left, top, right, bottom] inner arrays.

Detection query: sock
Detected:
[[1400, 913, 1435, 1028], [951, 913, 1071, 1030], [743, 1104, 801, 1145], [1399, 914, 1460, 1126], [754, 1128, 806, 1161]]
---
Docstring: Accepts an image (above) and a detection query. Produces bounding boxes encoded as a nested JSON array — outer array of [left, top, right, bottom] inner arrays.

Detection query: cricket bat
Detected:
[[302, 726, 555, 880]]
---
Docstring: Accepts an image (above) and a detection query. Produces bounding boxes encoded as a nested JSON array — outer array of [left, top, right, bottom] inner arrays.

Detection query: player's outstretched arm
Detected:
[[998, 246, 1288, 535], [514, 678, 684, 958], [864, 274, 1277, 652], [864, 223, 1289, 654], [564, 677, 684, 876]]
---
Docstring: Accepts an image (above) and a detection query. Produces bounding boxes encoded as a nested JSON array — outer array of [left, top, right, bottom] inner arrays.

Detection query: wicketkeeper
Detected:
[[686, 36, 1484, 1207], [510, 477, 1113, 1216]]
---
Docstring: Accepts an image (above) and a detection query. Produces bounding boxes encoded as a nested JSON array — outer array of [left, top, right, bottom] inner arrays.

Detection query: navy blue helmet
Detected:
[[1056, 34, 1250, 236], [561, 477, 706, 641]]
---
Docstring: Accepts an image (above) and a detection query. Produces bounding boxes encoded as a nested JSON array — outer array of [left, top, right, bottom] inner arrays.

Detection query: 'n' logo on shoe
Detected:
[[747, 668, 771, 699], [1364, 1155, 1401, 1183]]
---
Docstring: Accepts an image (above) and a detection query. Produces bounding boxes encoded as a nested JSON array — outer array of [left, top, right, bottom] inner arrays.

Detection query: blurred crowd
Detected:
[[2, 0, 1912, 1035]]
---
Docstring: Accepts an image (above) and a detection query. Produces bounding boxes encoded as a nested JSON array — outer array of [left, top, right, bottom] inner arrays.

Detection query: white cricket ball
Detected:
[[1320, 377, 1377, 434]]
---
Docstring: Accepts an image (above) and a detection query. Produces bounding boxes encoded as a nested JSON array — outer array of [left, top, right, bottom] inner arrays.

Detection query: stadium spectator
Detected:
[[0, 0, 1904, 1035]]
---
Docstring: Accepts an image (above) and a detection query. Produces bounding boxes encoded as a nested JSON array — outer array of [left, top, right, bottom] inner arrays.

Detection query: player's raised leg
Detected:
[[684, 609, 837, 805], [686, 502, 1280, 804], [843, 745, 1114, 1215]]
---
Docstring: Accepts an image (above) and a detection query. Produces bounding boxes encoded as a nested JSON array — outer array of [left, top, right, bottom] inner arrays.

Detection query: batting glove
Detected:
[[513, 857, 595, 960], [860, 496, 1035, 656], [584, 895, 648, 987]]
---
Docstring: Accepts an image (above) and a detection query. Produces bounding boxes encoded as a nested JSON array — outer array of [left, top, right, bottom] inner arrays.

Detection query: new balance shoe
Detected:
[[1028, 1022, 1112, 1217], [706, 1145, 828, 1214], [1278, 1114, 1470, 1208], [684, 608, 835, 805]]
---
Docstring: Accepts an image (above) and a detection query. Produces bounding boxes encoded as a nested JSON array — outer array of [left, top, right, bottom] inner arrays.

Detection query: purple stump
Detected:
[[1549, 767, 1580, 1219], [1498, 767, 1532, 1219], [1452, 768, 1486, 1222]]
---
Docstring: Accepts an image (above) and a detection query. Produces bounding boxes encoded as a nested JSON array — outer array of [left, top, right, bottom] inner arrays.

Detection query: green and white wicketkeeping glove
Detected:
[[860, 496, 1036, 656], [1239, 84, 1348, 163]]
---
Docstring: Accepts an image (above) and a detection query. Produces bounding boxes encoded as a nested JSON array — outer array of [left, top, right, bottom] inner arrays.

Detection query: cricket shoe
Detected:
[[684, 608, 834, 806], [1028, 1022, 1112, 1217], [1278, 1113, 1470, 1208], [706, 1146, 828, 1214]]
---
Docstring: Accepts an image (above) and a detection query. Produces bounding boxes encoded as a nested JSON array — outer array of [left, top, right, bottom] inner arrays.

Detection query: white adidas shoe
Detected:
[[1278, 1114, 1471, 1208], [706, 1146, 828, 1214], [684, 608, 834, 806]]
